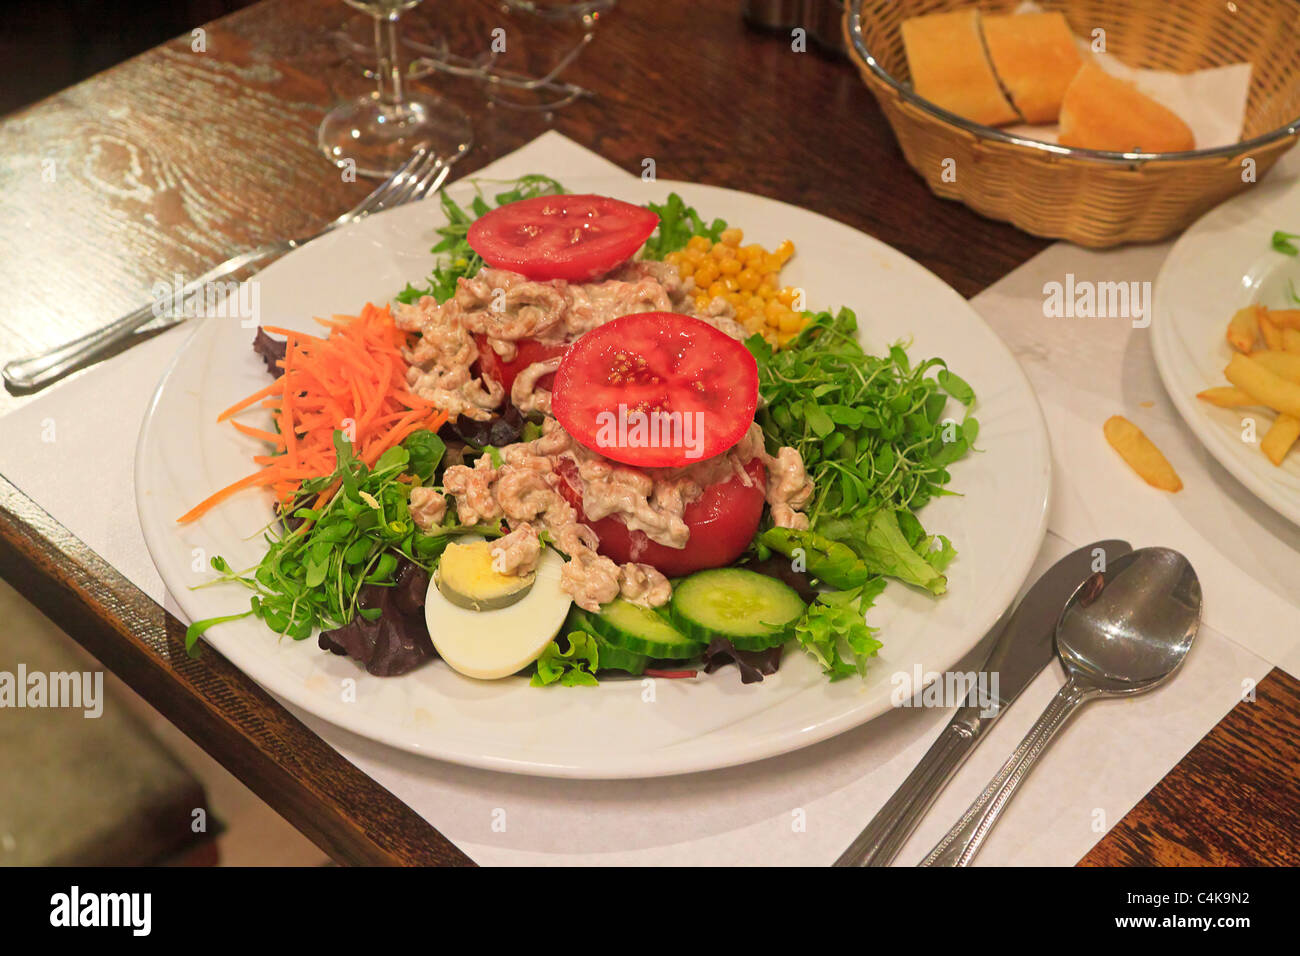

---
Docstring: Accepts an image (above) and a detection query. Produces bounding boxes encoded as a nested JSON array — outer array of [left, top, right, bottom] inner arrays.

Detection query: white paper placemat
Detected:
[[0, 131, 1278, 865]]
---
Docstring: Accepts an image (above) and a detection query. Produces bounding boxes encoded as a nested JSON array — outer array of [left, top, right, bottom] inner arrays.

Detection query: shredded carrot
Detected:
[[218, 377, 284, 422], [179, 302, 448, 523]]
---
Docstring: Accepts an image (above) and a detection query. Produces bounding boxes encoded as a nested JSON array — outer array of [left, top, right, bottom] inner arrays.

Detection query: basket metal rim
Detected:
[[846, 0, 1300, 166]]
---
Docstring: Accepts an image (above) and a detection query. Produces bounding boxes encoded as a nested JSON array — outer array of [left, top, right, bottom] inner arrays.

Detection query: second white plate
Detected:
[[1153, 173, 1300, 527]]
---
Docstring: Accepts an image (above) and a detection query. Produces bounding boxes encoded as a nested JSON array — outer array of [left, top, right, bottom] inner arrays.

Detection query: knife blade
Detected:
[[833, 538, 1133, 867]]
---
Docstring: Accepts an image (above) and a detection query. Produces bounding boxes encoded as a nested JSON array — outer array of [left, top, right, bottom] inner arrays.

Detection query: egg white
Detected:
[[424, 540, 572, 680]]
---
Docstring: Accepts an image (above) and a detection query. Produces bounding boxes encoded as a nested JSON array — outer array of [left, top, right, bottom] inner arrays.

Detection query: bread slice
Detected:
[[981, 12, 1084, 124], [1058, 62, 1196, 152], [901, 10, 1020, 127]]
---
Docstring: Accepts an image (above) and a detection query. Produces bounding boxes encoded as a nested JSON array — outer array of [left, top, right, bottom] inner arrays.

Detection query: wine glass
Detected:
[[318, 0, 473, 178], [404, 0, 613, 112]]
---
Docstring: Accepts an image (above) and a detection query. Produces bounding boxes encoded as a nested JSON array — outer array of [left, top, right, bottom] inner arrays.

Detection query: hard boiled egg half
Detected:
[[424, 537, 571, 680]]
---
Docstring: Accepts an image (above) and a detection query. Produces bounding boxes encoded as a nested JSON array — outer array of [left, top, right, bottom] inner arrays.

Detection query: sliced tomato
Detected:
[[473, 335, 568, 396], [467, 194, 659, 282], [550, 312, 759, 468], [556, 457, 766, 577]]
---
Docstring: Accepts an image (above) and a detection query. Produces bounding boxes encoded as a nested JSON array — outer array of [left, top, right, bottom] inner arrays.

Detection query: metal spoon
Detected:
[[919, 547, 1201, 867]]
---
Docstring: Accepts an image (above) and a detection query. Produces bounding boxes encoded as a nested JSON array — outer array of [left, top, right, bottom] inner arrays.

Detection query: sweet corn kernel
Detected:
[[677, 233, 806, 346]]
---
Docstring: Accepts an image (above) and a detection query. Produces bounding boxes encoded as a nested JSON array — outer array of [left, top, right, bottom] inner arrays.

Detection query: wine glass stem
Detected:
[[373, 12, 406, 109]]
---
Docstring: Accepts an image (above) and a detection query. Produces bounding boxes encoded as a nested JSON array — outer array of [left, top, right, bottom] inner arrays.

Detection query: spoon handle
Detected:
[[919, 678, 1095, 867]]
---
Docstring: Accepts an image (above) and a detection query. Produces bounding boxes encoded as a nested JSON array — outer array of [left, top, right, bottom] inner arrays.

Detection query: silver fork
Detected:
[[4, 148, 450, 391]]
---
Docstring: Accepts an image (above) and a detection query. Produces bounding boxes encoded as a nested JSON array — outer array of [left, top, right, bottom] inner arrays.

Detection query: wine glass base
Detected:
[[318, 91, 472, 178]]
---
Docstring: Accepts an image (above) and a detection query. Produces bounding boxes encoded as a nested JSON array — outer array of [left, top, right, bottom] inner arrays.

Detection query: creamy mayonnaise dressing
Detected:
[[398, 261, 812, 610], [423, 416, 812, 610], [394, 261, 746, 421]]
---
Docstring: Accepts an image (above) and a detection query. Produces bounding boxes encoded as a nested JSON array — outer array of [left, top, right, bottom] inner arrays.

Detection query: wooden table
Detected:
[[1, 0, 1296, 866]]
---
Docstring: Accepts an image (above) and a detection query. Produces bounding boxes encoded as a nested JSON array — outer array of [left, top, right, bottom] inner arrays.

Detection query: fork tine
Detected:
[[407, 160, 451, 204], [348, 147, 431, 219], [371, 147, 439, 213]]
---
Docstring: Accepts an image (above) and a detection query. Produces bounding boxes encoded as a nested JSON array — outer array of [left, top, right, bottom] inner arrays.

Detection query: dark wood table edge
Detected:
[[0, 472, 472, 866]]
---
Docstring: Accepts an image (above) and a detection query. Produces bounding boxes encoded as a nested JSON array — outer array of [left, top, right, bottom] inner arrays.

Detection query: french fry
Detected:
[[1282, 327, 1300, 353], [1259, 311, 1283, 351], [1260, 414, 1300, 466], [1196, 386, 1257, 408], [1264, 308, 1300, 330], [1103, 415, 1183, 492], [1246, 349, 1300, 384], [1224, 354, 1300, 418], [1226, 305, 1260, 353]]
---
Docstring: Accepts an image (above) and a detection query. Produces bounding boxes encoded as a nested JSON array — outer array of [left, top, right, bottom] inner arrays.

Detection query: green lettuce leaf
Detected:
[[792, 581, 886, 681], [531, 632, 600, 687]]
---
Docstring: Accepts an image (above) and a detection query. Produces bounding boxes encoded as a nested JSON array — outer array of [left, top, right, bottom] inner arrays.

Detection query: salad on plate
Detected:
[[182, 176, 978, 689]]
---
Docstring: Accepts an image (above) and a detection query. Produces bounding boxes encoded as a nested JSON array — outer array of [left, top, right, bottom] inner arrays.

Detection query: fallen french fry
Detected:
[[1260, 414, 1300, 466], [1259, 311, 1283, 351], [1226, 305, 1260, 353], [1282, 327, 1300, 353], [1224, 353, 1300, 418], [1196, 386, 1258, 408], [1103, 415, 1183, 492]]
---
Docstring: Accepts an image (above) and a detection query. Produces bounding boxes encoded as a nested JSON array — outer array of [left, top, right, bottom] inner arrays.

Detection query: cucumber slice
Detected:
[[586, 598, 706, 660], [589, 634, 649, 675], [670, 568, 805, 651], [563, 608, 649, 675]]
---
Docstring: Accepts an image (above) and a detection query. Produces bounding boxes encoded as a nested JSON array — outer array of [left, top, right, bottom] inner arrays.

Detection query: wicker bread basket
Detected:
[[844, 0, 1300, 247]]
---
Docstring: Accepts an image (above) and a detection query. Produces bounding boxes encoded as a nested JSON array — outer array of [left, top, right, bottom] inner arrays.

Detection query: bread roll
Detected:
[[1058, 62, 1196, 152], [981, 12, 1084, 124], [901, 10, 1020, 127]]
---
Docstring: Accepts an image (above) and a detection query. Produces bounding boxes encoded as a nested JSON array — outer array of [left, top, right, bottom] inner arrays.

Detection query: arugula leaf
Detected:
[[641, 192, 727, 260], [187, 429, 482, 654], [531, 631, 600, 687], [937, 368, 975, 405], [184, 610, 253, 657], [751, 306, 976, 529], [1272, 231, 1300, 256]]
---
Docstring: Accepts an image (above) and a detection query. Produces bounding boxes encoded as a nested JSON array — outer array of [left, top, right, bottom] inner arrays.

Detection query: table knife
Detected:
[[833, 538, 1133, 867]]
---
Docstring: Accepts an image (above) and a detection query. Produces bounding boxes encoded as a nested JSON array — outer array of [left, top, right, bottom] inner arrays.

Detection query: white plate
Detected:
[[135, 176, 1050, 778], [1153, 176, 1300, 527]]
